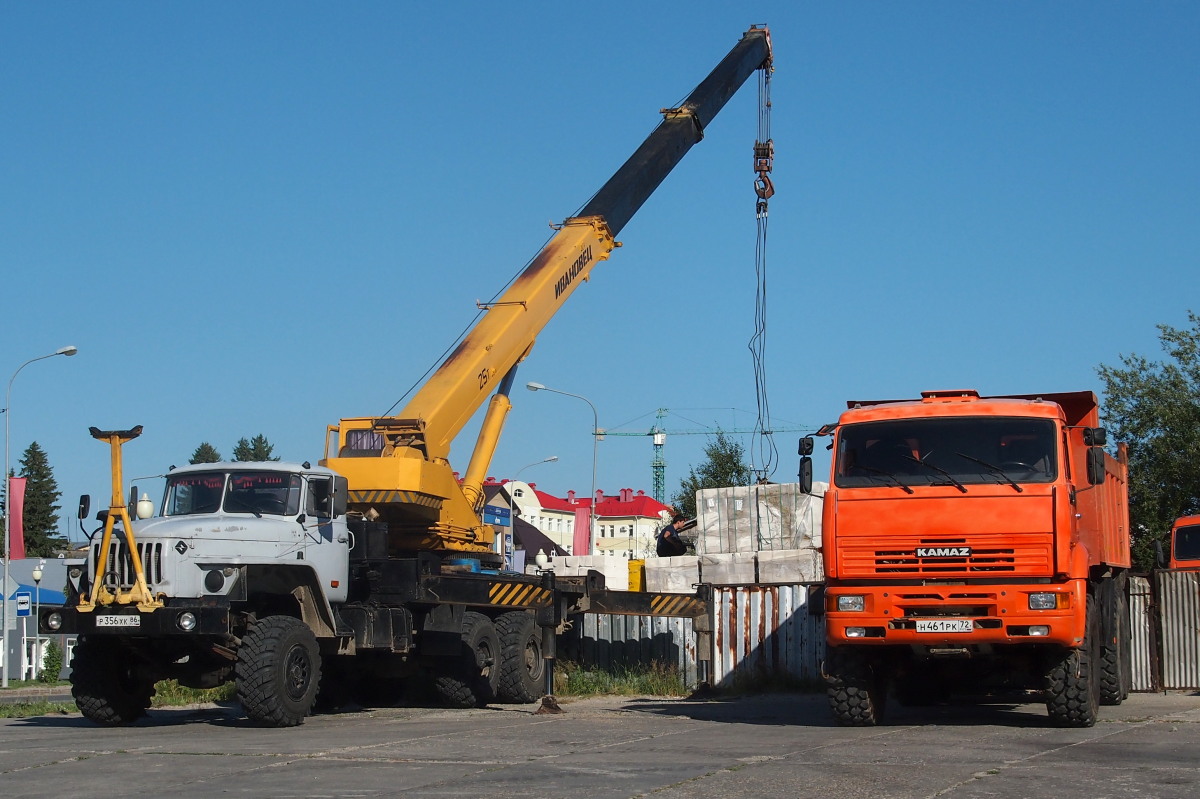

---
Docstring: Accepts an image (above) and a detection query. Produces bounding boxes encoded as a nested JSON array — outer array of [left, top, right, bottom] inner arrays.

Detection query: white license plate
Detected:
[[96, 615, 141, 628], [915, 618, 972, 633]]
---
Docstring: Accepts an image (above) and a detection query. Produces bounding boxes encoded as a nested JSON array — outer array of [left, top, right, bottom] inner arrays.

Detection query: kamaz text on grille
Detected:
[[916, 547, 972, 558]]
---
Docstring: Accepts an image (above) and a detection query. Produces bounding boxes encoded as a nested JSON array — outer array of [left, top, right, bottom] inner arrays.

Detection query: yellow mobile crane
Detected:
[[324, 25, 773, 557], [48, 26, 772, 728]]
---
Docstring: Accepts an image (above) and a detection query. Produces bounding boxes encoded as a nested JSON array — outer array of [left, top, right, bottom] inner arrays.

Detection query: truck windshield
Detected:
[[1174, 524, 1200, 563], [165, 473, 226, 515], [165, 471, 303, 516], [835, 417, 1058, 489]]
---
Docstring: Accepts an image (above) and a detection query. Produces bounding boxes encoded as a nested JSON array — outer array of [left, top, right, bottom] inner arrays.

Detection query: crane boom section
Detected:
[[401, 217, 614, 459], [580, 26, 772, 236], [323, 26, 773, 553]]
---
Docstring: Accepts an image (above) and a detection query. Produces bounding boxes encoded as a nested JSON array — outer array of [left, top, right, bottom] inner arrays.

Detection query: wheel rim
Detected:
[[284, 643, 313, 701], [477, 638, 496, 678], [524, 636, 543, 680]]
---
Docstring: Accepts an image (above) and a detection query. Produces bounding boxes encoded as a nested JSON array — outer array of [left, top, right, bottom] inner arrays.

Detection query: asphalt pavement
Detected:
[[2, 691, 1199, 798]]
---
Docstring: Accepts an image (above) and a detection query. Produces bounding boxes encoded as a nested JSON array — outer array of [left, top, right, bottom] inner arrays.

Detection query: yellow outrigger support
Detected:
[[76, 426, 163, 612]]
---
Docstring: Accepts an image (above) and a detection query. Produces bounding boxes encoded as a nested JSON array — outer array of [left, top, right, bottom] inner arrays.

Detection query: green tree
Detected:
[[39, 639, 64, 682], [671, 431, 752, 518], [189, 442, 222, 464], [14, 441, 68, 557], [232, 434, 280, 462], [1097, 311, 1200, 570]]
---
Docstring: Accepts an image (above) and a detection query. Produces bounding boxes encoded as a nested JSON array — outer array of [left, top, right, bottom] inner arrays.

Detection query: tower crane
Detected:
[[604, 408, 809, 502]]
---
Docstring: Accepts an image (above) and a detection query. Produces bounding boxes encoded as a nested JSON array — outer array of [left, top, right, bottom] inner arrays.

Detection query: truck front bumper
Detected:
[[41, 603, 234, 638], [825, 581, 1087, 648]]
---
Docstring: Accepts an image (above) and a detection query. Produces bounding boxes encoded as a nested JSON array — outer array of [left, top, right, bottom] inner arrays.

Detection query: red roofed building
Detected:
[[589, 488, 673, 559], [494, 480, 671, 557]]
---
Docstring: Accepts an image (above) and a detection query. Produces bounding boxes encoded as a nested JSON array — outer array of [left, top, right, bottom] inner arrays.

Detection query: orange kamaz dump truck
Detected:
[[1166, 515, 1200, 570], [799, 389, 1131, 727]]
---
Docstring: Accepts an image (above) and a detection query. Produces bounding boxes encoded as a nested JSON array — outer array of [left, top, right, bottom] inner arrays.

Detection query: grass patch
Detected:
[[0, 699, 76, 719], [2, 678, 69, 690], [150, 679, 237, 707], [0, 679, 236, 720], [554, 660, 687, 697]]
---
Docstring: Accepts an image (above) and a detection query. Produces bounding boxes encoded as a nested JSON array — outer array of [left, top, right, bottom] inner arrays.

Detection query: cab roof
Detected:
[[841, 389, 1100, 427]]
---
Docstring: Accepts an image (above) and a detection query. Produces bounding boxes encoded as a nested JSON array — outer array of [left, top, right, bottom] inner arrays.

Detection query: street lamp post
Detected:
[[510, 456, 558, 561], [3, 345, 78, 688], [526, 382, 599, 556], [31, 561, 43, 681], [515, 455, 558, 483]]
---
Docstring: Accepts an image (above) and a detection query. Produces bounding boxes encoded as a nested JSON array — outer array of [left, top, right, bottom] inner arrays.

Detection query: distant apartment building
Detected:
[[590, 488, 673, 559], [484, 479, 671, 557]]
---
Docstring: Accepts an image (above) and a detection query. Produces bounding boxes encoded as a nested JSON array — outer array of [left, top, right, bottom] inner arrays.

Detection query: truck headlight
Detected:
[[837, 595, 866, 612], [1028, 593, 1058, 610], [177, 612, 198, 632], [46, 612, 63, 631], [845, 627, 868, 638]]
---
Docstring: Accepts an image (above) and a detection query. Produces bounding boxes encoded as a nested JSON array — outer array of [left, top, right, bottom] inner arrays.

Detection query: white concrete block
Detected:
[[756, 548, 824, 584], [698, 552, 757, 585], [694, 482, 826, 555], [644, 555, 701, 593]]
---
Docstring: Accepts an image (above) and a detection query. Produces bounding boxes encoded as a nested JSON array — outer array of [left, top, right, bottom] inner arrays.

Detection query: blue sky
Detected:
[[3, 2, 1197, 543]]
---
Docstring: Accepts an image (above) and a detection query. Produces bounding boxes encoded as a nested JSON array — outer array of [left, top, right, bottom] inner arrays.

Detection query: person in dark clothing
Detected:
[[656, 513, 694, 557]]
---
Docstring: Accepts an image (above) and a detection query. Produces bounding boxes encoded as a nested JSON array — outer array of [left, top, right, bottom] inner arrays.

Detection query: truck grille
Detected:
[[841, 534, 1053, 577], [92, 539, 164, 589]]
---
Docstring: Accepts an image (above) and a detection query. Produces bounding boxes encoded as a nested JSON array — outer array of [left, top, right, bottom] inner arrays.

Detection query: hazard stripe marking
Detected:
[[488, 583, 551, 607], [649, 596, 703, 617]]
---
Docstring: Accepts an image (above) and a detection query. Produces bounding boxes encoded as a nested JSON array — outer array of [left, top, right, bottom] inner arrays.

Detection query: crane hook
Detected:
[[754, 174, 775, 201]]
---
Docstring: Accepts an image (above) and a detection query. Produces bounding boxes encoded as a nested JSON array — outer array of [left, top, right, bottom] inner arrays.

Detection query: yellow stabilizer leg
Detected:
[[77, 426, 162, 612]]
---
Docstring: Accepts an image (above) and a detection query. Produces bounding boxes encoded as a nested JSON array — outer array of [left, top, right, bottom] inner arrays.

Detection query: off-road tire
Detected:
[[495, 610, 544, 703], [70, 636, 156, 725], [1046, 591, 1100, 727], [824, 646, 886, 726], [1098, 575, 1130, 706], [433, 612, 500, 708], [236, 615, 321, 727]]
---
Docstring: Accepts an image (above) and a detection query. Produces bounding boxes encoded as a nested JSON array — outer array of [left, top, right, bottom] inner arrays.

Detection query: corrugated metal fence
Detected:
[[712, 584, 824, 686], [558, 613, 701, 686], [562, 584, 825, 688], [1155, 570, 1200, 690], [1129, 575, 1156, 692]]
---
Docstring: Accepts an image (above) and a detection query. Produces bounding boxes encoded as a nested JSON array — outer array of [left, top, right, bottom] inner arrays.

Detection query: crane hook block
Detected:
[[755, 174, 775, 201]]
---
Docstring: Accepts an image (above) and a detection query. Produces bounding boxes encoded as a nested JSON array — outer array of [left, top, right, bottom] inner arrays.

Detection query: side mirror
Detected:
[[78, 494, 91, 520], [799, 436, 814, 456], [1086, 447, 1106, 486], [1083, 427, 1108, 446], [332, 476, 349, 517], [798, 456, 813, 494], [309, 478, 332, 516], [129, 486, 139, 511], [1155, 538, 1167, 570]]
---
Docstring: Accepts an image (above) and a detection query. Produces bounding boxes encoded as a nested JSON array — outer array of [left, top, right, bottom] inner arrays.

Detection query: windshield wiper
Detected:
[[225, 497, 263, 517], [954, 452, 1023, 493], [902, 454, 967, 493], [854, 465, 914, 494]]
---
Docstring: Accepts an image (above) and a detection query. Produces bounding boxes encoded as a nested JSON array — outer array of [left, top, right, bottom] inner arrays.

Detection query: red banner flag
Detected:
[[8, 476, 27, 560]]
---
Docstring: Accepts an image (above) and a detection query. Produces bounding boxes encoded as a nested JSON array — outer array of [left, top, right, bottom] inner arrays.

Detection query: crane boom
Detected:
[[323, 26, 773, 555]]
